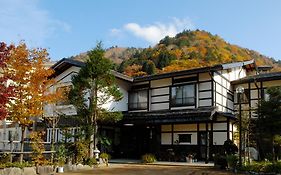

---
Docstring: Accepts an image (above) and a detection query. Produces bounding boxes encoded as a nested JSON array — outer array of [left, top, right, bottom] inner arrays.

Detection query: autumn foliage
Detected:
[[1, 42, 61, 162], [117, 30, 281, 77], [6, 43, 59, 127], [0, 42, 14, 120]]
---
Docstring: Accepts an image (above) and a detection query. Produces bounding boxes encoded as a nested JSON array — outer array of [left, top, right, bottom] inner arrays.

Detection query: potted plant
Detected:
[[141, 153, 156, 164], [100, 153, 111, 166], [186, 153, 195, 163], [57, 145, 66, 173]]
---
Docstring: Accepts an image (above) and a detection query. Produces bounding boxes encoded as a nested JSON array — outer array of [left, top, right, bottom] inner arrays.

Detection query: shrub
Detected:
[[0, 153, 11, 164], [100, 153, 111, 166], [213, 154, 227, 169], [83, 158, 97, 167], [30, 131, 48, 166], [141, 154, 156, 163], [66, 141, 88, 164], [100, 153, 111, 160], [240, 161, 281, 174], [56, 145, 66, 166], [226, 154, 238, 169], [0, 161, 33, 169]]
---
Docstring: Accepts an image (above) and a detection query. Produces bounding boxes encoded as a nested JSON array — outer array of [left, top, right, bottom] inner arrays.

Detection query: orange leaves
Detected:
[[124, 64, 147, 77], [5, 43, 61, 126], [119, 30, 281, 77], [161, 59, 203, 73]]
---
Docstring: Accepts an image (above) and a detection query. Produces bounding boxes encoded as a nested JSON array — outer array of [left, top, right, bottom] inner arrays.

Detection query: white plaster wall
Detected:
[[199, 99, 212, 107], [174, 124, 197, 131], [151, 87, 169, 96], [199, 123, 212, 131], [151, 103, 169, 110], [263, 80, 281, 87], [161, 125, 172, 132], [213, 132, 227, 145], [161, 133, 172, 144], [199, 82, 211, 90], [101, 79, 130, 112], [151, 78, 171, 88], [213, 123, 227, 130], [199, 73, 211, 81], [55, 66, 80, 84], [199, 91, 212, 98], [45, 65, 131, 117], [251, 90, 259, 99], [44, 66, 79, 117], [171, 106, 195, 110], [151, 96, 169, 103]]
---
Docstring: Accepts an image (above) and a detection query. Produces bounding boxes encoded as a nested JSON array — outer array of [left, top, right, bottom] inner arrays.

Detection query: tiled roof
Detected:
[[232, 71, 281, 84], [51, 58, 255, 83]]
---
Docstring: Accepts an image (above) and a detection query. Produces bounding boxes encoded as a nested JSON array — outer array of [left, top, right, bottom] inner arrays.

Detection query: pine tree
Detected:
[[68, 43, 123, 158]]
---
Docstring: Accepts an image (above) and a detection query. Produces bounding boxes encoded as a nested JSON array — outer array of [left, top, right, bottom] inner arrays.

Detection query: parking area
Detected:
[[61, 164, 238, 175]]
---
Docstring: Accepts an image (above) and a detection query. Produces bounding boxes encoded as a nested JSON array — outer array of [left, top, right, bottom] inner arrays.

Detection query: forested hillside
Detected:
[[71, 30, 281, 77]]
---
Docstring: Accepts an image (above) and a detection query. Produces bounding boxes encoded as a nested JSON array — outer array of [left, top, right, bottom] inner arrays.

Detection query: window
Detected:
[[129, 90, 148, 110], [227, 92, 234, 101], [178, 134, 191, 143], [171, 84, 195, 107]]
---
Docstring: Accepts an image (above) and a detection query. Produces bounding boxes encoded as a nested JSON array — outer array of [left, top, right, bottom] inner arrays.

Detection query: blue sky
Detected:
[[1, 0, 281, 61]]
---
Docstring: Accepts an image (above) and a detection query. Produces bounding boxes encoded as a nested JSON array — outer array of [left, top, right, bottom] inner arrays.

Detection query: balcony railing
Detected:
[[128, 102, 147, 110]]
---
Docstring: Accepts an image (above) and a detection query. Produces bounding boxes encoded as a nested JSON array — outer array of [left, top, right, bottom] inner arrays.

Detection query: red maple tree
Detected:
[[0, 42, 14, 120]]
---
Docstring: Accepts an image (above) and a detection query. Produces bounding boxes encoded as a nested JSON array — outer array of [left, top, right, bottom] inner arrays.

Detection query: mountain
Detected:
[[70, 30, 281, 77], [117, 30, 281, 77], [70, 46, 142, 64]]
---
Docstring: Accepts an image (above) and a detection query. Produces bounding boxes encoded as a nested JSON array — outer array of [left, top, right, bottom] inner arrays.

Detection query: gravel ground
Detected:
[[59, 164, 239, 175]]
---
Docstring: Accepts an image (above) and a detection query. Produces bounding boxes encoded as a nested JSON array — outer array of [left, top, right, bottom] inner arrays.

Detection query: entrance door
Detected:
[[119, 125, 160, 158], [199, 132, 207, 159]]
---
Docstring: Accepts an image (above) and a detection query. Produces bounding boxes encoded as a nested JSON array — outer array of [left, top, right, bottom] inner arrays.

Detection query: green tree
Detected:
[[257, 87, 281, 160], [68, 42, 123, 158], [142, 60, 156, 75], [156, 50, 175, 69]]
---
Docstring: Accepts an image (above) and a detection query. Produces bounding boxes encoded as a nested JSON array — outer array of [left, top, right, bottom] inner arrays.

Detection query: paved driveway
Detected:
[[61, 164, 238, 175]]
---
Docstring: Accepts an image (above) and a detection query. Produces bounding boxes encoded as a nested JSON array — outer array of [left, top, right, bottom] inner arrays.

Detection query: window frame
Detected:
[[128, 89, 148, 110], [178, 134, 192, 144], [170, 83, 196, 107]]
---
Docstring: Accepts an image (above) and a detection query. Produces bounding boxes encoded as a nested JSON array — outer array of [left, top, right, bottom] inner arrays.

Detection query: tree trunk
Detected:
[[89, 79, 99, 159], [89, 133, 94, 158], [19, 126, 26, 163], [272, 136, 276, 162], [89, 124, 98, 158], [50, 126, 55, 163]]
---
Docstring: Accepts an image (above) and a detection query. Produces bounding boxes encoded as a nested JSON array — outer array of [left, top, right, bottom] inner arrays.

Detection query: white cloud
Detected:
[[0, 0, 70, 46], [109, 28, 122, 37], [122, 17, 194, 44]]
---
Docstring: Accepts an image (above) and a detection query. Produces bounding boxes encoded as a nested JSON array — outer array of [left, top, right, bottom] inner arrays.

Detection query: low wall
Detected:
[[0, 166, 54, 175]]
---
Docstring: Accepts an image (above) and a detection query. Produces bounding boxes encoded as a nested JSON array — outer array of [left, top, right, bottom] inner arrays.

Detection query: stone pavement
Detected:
[[60, 164, 238, 175]]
